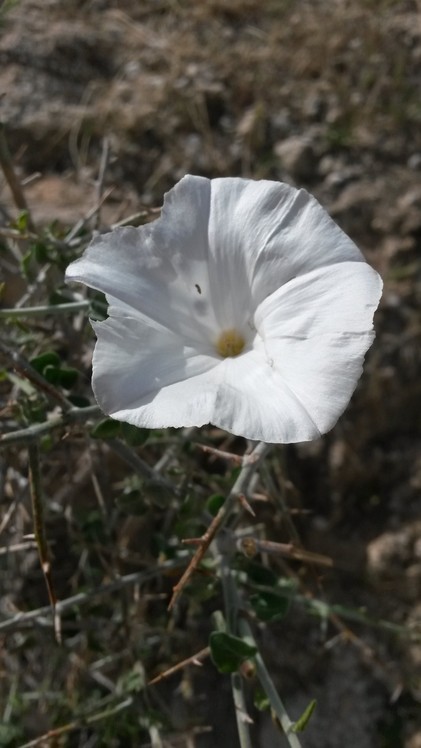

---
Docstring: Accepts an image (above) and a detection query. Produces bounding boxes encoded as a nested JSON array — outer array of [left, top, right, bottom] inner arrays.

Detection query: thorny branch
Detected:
[[27, 442, 61, 642], [0, 558, 185, 633], [0, 404, 101, 447], [17, 697, 134, 748], [148, 646, 210, 686], [168, 441, 271, 610]]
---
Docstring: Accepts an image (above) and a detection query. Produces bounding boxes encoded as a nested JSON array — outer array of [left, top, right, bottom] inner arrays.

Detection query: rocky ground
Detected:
[[0, 1, 421, 746]]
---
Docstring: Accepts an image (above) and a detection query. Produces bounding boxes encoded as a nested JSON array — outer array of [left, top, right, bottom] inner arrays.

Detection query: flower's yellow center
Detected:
[[215, 329, 245, 358]]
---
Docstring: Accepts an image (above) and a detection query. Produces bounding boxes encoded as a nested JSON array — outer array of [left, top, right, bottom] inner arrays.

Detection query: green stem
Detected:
[[219, 550, 254, 748], [18, 697, 133, 748], [0, 404, 101, 447], [28, 441, 60, 641], [0, 301, 91, 318], [215, 441, 302, 748], [0, 558, 185, 633], [244, 582, 408, 638], [231, 672, 254, 748], [213, 442, 273, 748], [239, 619, 302, 748]]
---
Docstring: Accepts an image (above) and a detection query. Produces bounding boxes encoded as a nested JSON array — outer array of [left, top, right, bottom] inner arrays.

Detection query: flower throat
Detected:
[[216, 329, 245, 358]]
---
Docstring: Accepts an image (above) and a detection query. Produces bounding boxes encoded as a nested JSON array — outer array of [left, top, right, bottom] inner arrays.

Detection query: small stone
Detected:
[[408, 153, 421, 170], [274, 136, 317, 180]]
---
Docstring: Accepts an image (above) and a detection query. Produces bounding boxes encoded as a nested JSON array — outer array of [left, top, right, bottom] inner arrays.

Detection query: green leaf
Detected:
[[16, 210, 29, 232], [121, 422, 150, 446], [57, 366, 79, 389], [80, 509, 106, 541], [291, 699, 317, 733], [25, 400, 47, 424], [254, 685, 270, 712], [209, 632, 257, 674], [40, 434, 54, 452], [250, 591, 290, 622], [20, 248, 33, 279], [30, 354, 78, 389], [42, 364, 61, 384], [238, 558, 279, 587], [33, 241, 49, 264], [118, 663, 145, 694], [30, 351, 61, 373], [206, 493, 225, 516], [91, 418, 121, 439]]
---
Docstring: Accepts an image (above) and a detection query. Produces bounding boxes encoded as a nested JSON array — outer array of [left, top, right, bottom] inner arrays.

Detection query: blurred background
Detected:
[[0, 1, 420, 746]]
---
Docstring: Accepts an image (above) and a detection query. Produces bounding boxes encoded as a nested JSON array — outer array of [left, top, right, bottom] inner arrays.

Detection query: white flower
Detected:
[[66, 175, 382, 443]]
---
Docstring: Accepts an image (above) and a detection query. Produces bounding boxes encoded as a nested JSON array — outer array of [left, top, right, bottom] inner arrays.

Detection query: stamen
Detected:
[[216, 329, 245, 358]]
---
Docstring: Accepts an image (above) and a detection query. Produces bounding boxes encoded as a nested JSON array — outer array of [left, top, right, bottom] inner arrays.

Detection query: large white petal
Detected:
[[257, 332, 375, 437], [66, 176, 220, 345], [254, 261, 382, 339], [66, 176, 365, 347], [91, 301, 379, 442], [207, 178, 364, 314], [96, 330, 325, 441], [207, 349, 323, 443], [250, 261, 383, 437], [91, 313, 220, 428]]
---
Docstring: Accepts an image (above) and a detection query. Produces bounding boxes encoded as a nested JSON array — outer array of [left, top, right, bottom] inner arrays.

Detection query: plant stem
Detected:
[[239, 619, 302, 748], [108, 438, 176, 493], [219, 550, 254, 748], [0, 121, 35, 231], [0, 301, 91, 318], [211, 442, 273, 748], [17, 697, 133, 748], [243, 581, 408, 638], [148, 647, 210, 686], [0, 404, 101, 447], [213, 441, 302, 748], [28, 441, 60, 642], [168, 441, 271, 609], [231, 672, 254, 748], [0, 558, 185, 633]]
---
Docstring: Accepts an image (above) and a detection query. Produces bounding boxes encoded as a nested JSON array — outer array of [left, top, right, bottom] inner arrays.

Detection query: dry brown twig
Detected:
[[0, 122, 35, 232], [238, 537, 333, 568], [148, 646, 210, 686], [195, 442, 244, 464], [168, 441, 271, 610]]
